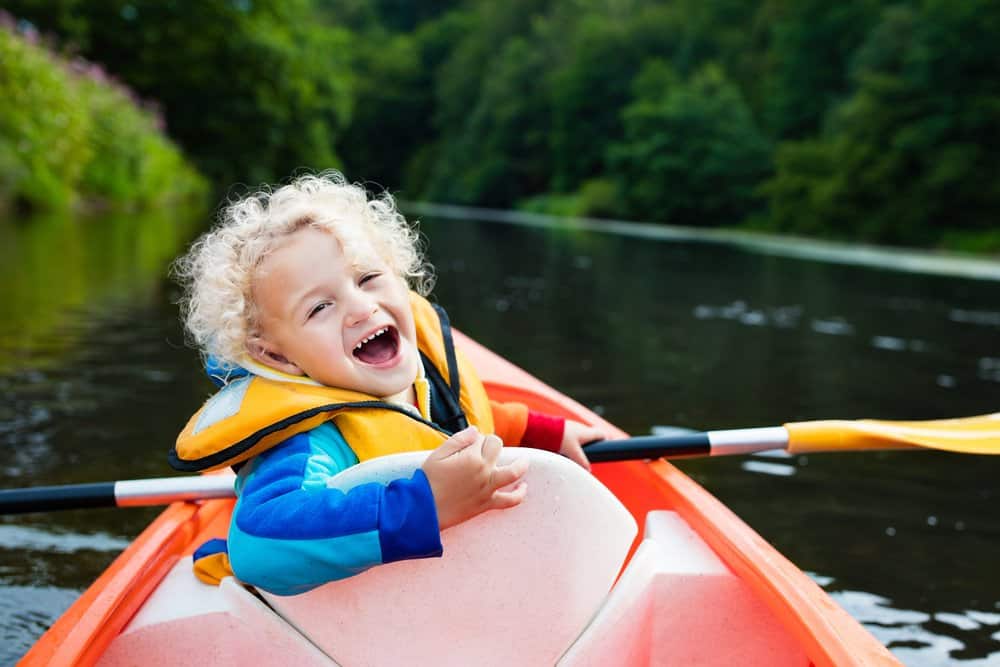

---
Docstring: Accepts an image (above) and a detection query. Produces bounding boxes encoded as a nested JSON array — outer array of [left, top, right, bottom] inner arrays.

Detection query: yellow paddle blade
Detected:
[[784, 413, 1000, 455]]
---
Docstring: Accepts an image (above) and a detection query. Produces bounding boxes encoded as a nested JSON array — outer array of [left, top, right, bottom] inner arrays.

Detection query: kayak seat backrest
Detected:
[[558, 511, 811, 667], [96, 556, 339, 667], [261, 449, 638, 667]]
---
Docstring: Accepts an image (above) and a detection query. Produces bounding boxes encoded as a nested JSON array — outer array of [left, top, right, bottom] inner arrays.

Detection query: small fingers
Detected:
[[567, 447, 592, 472], [480, 433, 503, 465], [490, 481, 527, 509], [431, 426, 481, 461], [579, 426, 607, 443], [490, 456, 529, 489]]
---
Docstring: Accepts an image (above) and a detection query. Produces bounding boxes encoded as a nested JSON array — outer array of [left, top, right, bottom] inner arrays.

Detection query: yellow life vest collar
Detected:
[[170, 293, 494, 472], [171, 383, 448, 472]]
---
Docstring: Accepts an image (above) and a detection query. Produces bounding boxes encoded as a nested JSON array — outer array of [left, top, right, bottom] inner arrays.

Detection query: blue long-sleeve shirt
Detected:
[[227, 422, 443, 596]]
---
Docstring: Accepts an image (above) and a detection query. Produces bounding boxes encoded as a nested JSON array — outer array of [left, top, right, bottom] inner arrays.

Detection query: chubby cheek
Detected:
[[399, 316, 418, 346], [389, 299, 417, 343], [303, 336, 348, 373]]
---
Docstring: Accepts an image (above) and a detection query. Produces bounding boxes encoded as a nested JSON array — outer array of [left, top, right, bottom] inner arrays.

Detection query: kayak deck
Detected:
[[21, 333, 899, 666]]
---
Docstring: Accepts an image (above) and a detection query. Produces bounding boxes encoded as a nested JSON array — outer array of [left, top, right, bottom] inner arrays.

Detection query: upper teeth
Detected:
[[355, 327, 388, 350]]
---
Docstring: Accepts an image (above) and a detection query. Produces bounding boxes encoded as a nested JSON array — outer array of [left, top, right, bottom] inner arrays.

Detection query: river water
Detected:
[[2, 210, 999, 665]]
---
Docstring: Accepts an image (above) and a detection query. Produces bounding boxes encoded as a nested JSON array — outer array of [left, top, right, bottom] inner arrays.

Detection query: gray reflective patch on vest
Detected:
[[193, 375, 252, 435]]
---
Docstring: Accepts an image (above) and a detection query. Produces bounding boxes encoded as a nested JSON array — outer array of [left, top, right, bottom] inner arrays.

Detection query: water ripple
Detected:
[[871, 336, 927, 353], [740, 460, 797, 477], [811, 318, 855, 336], [949, 309, 1000, 327], [693, 301, 803, 329], [0, 524, 131, 553], [827, 589, 1000, 665], [0, 585, 80, 666], [977, 358, 1000, 383]]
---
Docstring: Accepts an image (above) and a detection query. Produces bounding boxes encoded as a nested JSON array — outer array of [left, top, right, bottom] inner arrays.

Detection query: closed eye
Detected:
[[307, 301, 332, 319], [359, 272, 382, 286]]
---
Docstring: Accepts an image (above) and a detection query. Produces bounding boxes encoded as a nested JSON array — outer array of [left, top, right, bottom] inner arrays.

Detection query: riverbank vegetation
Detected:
[[6, 0, 998, 250], [0, 18, 205, 213]]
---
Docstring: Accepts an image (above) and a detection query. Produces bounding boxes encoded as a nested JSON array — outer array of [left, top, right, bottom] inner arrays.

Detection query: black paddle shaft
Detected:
[[0, 482, 117, 514], [583, 433, 712, 463]]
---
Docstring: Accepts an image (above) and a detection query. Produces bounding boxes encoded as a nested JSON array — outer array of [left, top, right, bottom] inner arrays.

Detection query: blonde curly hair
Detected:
[[173, 171, 434, 369]]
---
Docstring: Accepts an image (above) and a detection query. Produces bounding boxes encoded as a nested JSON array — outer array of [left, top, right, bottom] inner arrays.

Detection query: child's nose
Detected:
[[344, 293, 378, 327]]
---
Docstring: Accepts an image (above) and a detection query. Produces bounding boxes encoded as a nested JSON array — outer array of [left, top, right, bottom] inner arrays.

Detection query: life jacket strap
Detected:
[[431, 303, 462, 399], [422, 352, 467, 434], [425, 303, 469, 433]]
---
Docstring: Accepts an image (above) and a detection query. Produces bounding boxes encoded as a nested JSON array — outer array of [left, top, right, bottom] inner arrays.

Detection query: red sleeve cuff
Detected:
[[522, 411, 566, 452]]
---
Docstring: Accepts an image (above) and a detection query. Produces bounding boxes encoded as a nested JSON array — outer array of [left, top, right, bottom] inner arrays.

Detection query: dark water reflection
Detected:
[[2, 215, 999, 665]]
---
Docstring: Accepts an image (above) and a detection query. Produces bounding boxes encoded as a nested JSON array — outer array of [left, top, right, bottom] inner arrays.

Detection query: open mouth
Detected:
[[352, 326, 400, 365]]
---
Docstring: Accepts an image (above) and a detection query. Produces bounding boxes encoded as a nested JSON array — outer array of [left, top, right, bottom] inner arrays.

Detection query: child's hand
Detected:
[[422, 426, 530, 531], [559, 420, 606, 472]]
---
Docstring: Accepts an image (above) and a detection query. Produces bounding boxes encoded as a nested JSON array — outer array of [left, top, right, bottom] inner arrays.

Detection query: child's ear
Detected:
[[247, 337, 305, 376]]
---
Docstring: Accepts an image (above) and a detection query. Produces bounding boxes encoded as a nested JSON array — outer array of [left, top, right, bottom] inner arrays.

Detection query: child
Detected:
[[170, 172, 605, 595]]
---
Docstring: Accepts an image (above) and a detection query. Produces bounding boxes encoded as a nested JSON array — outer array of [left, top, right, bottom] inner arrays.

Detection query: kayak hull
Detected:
[[21, 332, 899, 666]]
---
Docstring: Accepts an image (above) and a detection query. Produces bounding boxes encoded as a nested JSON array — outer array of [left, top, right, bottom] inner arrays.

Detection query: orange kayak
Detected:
[[21, 333, 900, 666]]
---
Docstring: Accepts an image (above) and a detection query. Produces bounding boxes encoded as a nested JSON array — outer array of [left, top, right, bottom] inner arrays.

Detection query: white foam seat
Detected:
[[558, 511, 810, 667], [97, 557, 338, 667], [262, 448, 638, 667]]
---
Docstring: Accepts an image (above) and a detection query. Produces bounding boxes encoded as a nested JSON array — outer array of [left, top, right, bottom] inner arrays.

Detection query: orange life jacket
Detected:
[[170, 293, 495, 472]]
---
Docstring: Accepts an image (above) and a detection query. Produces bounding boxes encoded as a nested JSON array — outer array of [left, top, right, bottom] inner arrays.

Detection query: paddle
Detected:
[[2, 413, 996, 514], [583, 412, 1000, 462], [0, 475, 236, 515]]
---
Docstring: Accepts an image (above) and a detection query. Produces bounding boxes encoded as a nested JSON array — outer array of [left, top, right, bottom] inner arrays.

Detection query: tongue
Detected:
[[355, 333, 397, 364]]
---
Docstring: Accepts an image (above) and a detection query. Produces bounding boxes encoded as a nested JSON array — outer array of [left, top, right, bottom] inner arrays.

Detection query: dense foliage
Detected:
[[0, 24, 205, 212], [764, 0, 1000, 248], [3, 0, 352, 186], [6, 0, 998, 248]]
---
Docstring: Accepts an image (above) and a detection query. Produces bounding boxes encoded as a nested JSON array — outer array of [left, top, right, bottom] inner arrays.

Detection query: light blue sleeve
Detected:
[[228, 422, 442, 596]]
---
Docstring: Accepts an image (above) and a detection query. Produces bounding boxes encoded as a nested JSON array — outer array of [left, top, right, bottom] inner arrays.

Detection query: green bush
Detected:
[[574, 179, 622, 219], [6, 0, 353, 186], [75, 76, 204, 206], [609, 63, 772, 226], [517, 179, 621, 220], [0, 26, 205, 212], [763, 0, 1000, 245], [0, 28, 91, 209]]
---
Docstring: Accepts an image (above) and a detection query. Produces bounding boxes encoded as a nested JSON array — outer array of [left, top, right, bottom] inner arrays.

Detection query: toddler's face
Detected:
[[248, 226, 419, 398]]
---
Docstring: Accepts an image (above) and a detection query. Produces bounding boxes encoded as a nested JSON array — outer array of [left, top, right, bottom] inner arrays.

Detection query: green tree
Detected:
[[415, 1, 562, 202], [429, 0, 554, 136], [760, 0, 886, 139], [7, 0, 353, 185], [0, 26, 203, 212], [334, 8, 470, 192], [417, 0, 775, 210], [336, 34, 428, 189], [610, 62, 772, 226], [424, 35, 556, 205], [548, 14, 642, 193], [765, 0, 1000, 244], [0, 27, 90, 209], [761, 139, 843, 238]]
